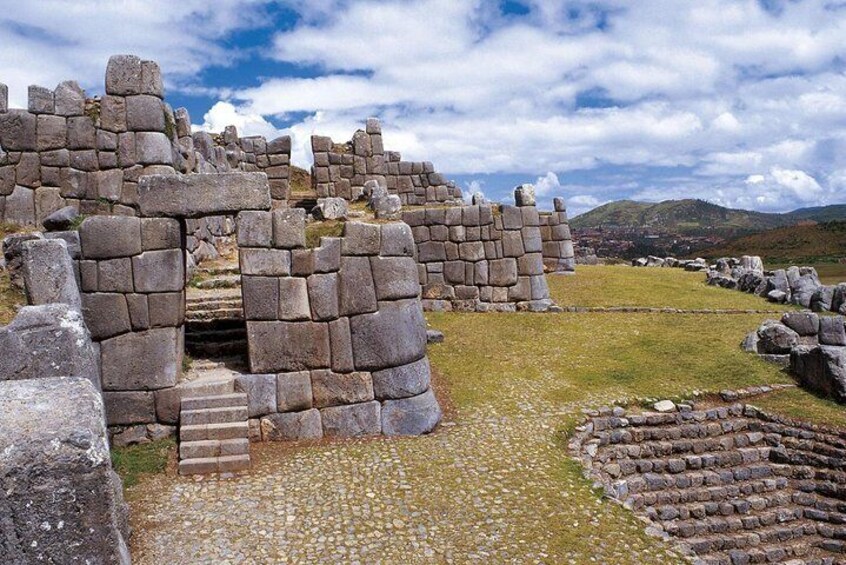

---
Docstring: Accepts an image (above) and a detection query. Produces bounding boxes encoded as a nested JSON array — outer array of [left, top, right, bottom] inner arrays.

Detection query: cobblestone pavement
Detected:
[[128, 399, 683, 564]]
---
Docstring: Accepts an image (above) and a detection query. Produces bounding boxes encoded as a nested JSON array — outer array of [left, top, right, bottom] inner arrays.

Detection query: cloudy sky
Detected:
[[1, 1, 845, 215]]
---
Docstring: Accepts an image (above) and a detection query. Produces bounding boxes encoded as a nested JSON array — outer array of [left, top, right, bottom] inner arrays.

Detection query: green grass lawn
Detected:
[[548, 265, 796, 310]]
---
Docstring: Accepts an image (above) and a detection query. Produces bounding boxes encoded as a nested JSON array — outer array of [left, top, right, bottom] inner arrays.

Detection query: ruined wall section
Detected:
[[540, 197, 576, 273], [311, 118, 462, 205], [236, 211, 442, 438], [402, 202, 554, 312]]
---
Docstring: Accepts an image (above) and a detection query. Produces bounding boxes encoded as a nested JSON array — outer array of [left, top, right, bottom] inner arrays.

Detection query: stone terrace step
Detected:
[[178, 454, 251, 475], [181, 406, 248, 426], [185, 307, 244, 322], [646, 490, 795, 522], [185, 299, 243, 313], [684, 519, 821, 556], [180, 421, 250, 442], [185, 340, 248, 359], [194, 275, 241, 290], [179, 438, 250, 460], [181, 393, 247, 411], [698, 535, 838, 565]]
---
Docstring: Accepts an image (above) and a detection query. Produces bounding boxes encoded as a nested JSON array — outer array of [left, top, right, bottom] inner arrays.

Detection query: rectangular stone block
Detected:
[[307, 273, 339, 321], [339, 256, 378, 316], [242, 276, 279, 321], [237, 210, 273, 247], [247, 321, 331, 373], [261, 409, 322, 441], [81, 293, 131, 340], [141, 217, 181, 250], [271, 208, 306, 248], [279, 277, 311, 321], [311, 370, 374, 408], [240, 248, 291, 276], [148, 292, 184, 327], [103, 390, 156, 425], [97, 257, 134, 293], [329, 318, 354, 373], [314, 237, 341, 272], [342, 222, 381, 255], [349, 299, 427, 371], [277, 371, 312, 412], [320, 401, 381, 437], [80, 216, 142, 259], [489, 258, 518, 286], [138, 172, 271, 218], [132, 249, 184, 292], [126, 293, 150, 330], [100, 327, 181, 391], [0, 110, 37, 151], [370, 256, 420, 300], [235, 373, 277, 418]]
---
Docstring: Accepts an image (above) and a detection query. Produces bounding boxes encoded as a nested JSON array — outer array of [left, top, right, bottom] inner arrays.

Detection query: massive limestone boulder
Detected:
[[0, 377, 130, 564], [791, 345, 846, 403], [21, 238, 81, 310], [790, 274, 821, 308], [756, 320, 799, 354], [0, 304, 100, 389]]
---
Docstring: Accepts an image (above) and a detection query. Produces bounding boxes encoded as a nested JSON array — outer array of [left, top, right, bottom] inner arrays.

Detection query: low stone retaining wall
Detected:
[[570, 400, 846, 563]]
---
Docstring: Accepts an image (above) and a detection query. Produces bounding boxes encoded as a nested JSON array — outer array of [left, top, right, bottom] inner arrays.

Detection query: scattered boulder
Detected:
[[513, 184, 536, 207], [41, 205, 80, 231], [312, 197, 348, 221], [381, 388, 442, 436], [767, 290, 788, 303], [791, 345, 846, 403], [370, 194, 402, 220], [653, 400, 676, 413], [781, 311, 820, 337], [426, 329, 444, 344], [472, 192, 488, 205], [819, 316, 846, 346], [811, 285, 836, 312], [756, 321, 799, 354]]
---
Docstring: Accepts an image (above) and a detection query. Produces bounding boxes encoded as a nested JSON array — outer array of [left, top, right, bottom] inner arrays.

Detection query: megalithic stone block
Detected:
[[0, 377, 131, 563], [138, 172, 271, 218], [20, 238, 81, 310]]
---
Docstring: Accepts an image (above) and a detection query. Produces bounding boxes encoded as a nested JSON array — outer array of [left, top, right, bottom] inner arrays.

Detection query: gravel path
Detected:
[[128, 399, 684, 564]]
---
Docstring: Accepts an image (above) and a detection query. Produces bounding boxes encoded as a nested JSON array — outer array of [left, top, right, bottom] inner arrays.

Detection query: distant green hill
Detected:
[[570, 199, 846, 237], [701, 221, 846, 264]]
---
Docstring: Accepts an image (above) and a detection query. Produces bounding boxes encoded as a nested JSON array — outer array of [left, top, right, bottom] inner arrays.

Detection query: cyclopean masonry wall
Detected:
[[402, 199, 556, 312], [540, 197, 576, 273], [310, 118, 462, 205], [0, 54, 292, 229], [236, 211, 442, 438]]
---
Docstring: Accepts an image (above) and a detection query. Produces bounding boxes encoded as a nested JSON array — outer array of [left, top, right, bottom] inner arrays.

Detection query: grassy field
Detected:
[[703, 220, 846, 266], [548, 264, 796, 310], [0, 223, 28, 326]]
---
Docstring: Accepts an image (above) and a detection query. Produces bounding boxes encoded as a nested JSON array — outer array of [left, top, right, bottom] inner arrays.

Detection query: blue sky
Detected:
[[1, 1, 845, 215]]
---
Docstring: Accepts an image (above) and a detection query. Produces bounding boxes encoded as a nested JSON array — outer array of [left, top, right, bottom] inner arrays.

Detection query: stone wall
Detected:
[[311, 118, 462, 205], [74, 215, 186, 428], [0, 54, 292, 228], [540, 197, 575, 273], [402, 201, 556, 312], [235, 212, 442, 438]]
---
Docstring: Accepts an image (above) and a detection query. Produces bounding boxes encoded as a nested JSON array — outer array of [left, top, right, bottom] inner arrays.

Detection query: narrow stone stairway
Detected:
[[185, 288, 246, 358], [178, 387, 251, 475]]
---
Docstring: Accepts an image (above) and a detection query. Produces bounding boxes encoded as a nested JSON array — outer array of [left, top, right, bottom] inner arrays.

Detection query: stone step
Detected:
[[186, 298, 243, 312], [626, 463, 792, 495], [198, 265, 239, 276], [180, 421, 250, 442], [194, 275, 241, 290], [647, 490, 795, 522], [178, 454, 251, 475], [185, 308, 244, 322], [181, 393, 247, 411], [179, 438, 250, 460], [177, 376, 235, 399], [185, 327, 247, 343], [181, 406, 248, 426], [698, 535, 837, 564], [665, 505, 804, 539], [611, 446, 772, 478], [185, 289, 242, 304], [186, 340, 248, 358], [628, 476, 790, 510], [598, 419, 758, 445], [685, 519, 821, 556]]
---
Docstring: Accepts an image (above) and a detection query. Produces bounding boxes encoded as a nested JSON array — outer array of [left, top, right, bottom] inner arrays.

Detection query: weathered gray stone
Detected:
[[135, 132, 173, 164], [349, 298, 427, 371], [148, 292, 183, 328], [320, 400, 381, 437], [381, 388, 441, 436], [339, 256, 378, 316], [791, 345, 846, 403], [235, 373, 277, 418], [279, 277, 310, 321], [0, 110, 37, 151], [271, 208, 306, 248], [80, 216, 142, 259], [371, 194, 402, 220], [0, 304, 99, 388], [314, 237, 341, 273], [43, 230, 81, 259], [54, 80, 85, 116], [370, 256, 419, 300], [103, 390, 156, 425], [791, 275, 820, 308], [261, 409, 322, 441], [98, 258, 134, 293], [342, 222, 381, 255], [42, 205, 79, 231], [380, 222, 415, 257], [312, 197, 348, 220], [28, 85, 54, 114], [240, 248, 291, 276], [242, 276, 279, 320], [757, 321, 799, 354], [81, 293, 131, 340], [247, 321, 331, 373], [329, 318, 354, 373], [126, 94, 165, 132], [5, 185, 35, 225], [132, 249, 184, 292], [311, 370, 374, 408], [372, 356, 432, 400], [237, 210, 273, 247], [307, 273, 339, 321], [277, 371, 312, 412], [781, 311, 820, 336], [36, 114, 67, 151], [514, 184, 536, 207], [100, 327, 181, 390], [141, 60, 164, 97], [21, 238, 81, 309], [489, 258, 518, 286], [811, 285, 836, 313], [0, 377, 130, 564], [140, 217, 180, 250], [819, 316, 846, 346], [106, 54, 142, 95], [125, 293, 149, 330]]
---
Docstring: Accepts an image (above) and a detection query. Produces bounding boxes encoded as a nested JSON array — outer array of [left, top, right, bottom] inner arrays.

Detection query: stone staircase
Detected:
[[573, 404, 846, 564], [185, 288, 247, 359], [177, 361, 251, 475]]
